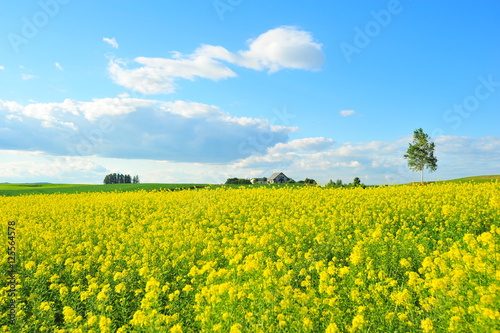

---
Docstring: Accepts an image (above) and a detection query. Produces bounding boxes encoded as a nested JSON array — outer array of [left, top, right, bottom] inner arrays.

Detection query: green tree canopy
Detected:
[[404, 128, 438, 182]]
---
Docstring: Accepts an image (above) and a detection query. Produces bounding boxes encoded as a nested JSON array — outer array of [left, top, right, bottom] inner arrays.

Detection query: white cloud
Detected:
[[340, 110, 357, 117], [55, 62, 64, 71], [235, 26, 324, 73], [108, 26, 324, 94], [21, 74, 36, 80], [0, 66, 4, 70], [269, 137, 334, 153], [0, 97, 295, 163], [0, 150, 107, 182], [108, 55, 237, 94], [103, 37, 119, 49]]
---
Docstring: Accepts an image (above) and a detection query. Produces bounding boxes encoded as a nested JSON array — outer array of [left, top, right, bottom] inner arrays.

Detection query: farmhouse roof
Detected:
[[269, 172, 285, 180]]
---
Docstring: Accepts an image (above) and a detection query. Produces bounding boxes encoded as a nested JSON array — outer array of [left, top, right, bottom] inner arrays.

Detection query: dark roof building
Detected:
[[268, 172, 290, 184]]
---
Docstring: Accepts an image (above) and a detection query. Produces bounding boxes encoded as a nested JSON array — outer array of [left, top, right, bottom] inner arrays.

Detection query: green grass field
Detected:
[[440, 174, 500, 183], [1, 175, 497, 196], [0, 183, 208, 196]]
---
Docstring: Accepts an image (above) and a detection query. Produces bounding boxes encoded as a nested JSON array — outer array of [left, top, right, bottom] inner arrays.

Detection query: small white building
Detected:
[[251, 178, 267, 184], [268, 172, 290, 184]]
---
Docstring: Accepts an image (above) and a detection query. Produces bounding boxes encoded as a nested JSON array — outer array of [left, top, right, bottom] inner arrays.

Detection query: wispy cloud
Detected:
[[55, 62, 64, 71], [21, 74, 36, 80], [103, 37, 119, 49], [340, 110, 358, 117], [108, 26, 324, 94], [0, 65, 4, 70]]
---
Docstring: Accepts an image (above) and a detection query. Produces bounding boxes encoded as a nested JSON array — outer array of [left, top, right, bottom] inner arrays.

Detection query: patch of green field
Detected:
[[216, 183, 307, 189], [0, 183, 209, 196], [440, 175, 500, 183]]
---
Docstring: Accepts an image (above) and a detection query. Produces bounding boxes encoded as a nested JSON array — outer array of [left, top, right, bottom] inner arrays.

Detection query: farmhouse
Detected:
[[268, 172, 290, 184], [251, 178, 267, 184]]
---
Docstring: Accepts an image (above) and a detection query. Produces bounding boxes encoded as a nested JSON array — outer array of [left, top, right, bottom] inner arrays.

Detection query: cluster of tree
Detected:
[[296, 178, 316, 185], [225, 178, 252, 185], [103, 173, 140, 184], [325, 177, 365, 188]]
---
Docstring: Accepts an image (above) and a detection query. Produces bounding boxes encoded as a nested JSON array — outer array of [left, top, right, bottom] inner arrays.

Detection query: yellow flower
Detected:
[[115, 282, 126, 293], [145, 277, 160, 292], [229, 323, 242, 333], [24, 261, 36, 270], [97, 290, 108, 301], [62, 306, 81, 324], [138, 267, 149, 277], [339, 266, 350, 276], [87, 314, 98, 326], [325, 323, 339, 333], [59, 286, 69, 297], [421, 318, 434, 332], [170, 324, 183, 333], [303, 317, 313, 330], [442, 205, 454, 215], [350, 245, 363, 265], [399, 258, 411, 268], [448, 316, 462, 331], [39, 302, 51, 311], [99, 316, 112, 332], [391, 289, 412, 307], [130, 310, 147, 326], [480, 294, 495, 306], [80, 291, 90, 301], [350, 314, 365, 332]]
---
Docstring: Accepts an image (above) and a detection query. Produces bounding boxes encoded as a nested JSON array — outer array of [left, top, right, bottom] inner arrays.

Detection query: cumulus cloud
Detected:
[[0, 66, 5, 70], [0, 97, 295, 163], [108, 26, 324, 94], [234, 26, 324, 73], [103, 37, 119, 49]]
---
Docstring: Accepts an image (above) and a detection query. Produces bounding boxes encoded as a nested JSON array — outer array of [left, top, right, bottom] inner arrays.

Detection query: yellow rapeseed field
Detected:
[[1, 182, 499, 332]]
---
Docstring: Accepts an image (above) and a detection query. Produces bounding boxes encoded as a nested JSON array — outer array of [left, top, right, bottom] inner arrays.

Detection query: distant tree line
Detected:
[[296, 178, 316, 185], [103, 173, 140, 184], [325, 177, 365, 188], [225, 178, 252, 185]]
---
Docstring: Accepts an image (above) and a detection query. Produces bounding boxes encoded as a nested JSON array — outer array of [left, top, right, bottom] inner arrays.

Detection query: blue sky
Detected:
[[1, 0, 499, 184]]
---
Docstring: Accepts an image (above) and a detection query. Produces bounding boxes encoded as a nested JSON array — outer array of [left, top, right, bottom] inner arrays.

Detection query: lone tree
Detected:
[[404, 128, 438, 182]]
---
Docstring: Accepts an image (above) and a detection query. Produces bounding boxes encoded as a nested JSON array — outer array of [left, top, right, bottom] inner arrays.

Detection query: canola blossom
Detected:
[[1, 182, 499, 332]]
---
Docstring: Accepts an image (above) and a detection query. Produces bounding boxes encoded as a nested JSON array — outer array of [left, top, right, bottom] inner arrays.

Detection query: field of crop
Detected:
[[0, 183, 208, 197], [2, 182, 499, 332]]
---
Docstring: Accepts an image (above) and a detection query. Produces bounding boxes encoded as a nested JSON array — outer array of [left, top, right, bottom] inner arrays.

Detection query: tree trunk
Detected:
[[421, 169, 424, 183]]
